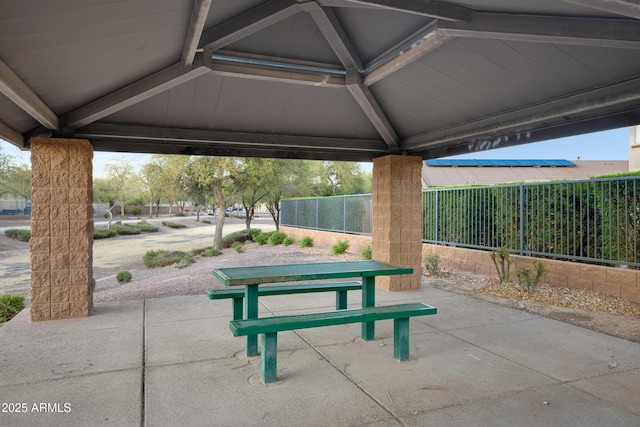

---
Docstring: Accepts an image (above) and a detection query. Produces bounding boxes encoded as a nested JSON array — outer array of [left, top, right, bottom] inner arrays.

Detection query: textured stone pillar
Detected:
[[630, 125, 640, 172], [372, 155, 423, 291], [29, 138, 94, 321]]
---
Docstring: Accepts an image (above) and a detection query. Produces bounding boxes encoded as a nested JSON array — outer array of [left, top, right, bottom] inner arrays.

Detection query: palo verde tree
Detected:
[[0, 145, 31, 202], [263, 159, 314, 230], [235, 158, 272, 229], [103, 157, 143, 219]]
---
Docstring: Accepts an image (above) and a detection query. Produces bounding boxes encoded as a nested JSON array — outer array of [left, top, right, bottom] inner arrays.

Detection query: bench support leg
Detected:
[[336, 290, 347, 310], [362, 276, 375, 340], [245, 286, 259, 357], [232, 298, 243, 320], [261, 333, 278, 384], [393, 318, 410, 361]]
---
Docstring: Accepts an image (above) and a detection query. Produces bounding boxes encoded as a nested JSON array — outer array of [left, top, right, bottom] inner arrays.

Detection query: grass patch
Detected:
[[143, 250, 190, 268], [162, 221, 187, 229], [93, 229, 117, 239], [361, 245, 372, 260], [330, 239, 350, 255], [4, 229, 31, 242], [0, 294, 25, 323], [300, 236, 314, 248]]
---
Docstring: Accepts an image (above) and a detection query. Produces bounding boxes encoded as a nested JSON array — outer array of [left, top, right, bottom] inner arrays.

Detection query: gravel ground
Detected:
[[2, 215, 640, 343]]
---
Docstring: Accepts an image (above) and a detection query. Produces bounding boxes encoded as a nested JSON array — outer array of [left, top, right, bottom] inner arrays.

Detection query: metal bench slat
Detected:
[[207, 281, 362, 300], [229, 303, 437, 336]]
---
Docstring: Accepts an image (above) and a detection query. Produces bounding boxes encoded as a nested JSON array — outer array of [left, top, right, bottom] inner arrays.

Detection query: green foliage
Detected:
[[4, 228, 30, 242], [103, 213, 109, 219], [269, 231, 287, 246], [423, 250, 441, 276], [143, 250, 190, 268], [116, 270, 132, 283], [516, 260, 546, 293], [136, 221, 159, 232], [175, 212, 188, 217], [201, 219, 211, 224], [300, 236, 314, 248], [192, 247, 223, 257], [132, 208, 142, 216], [361, 245, 372, 260], [112, 223, 141, 235], [93, 228, 117, 239], [253, 232, 269, 245], [490, 247, 513, 283], [175, 254, 195, 268], [330, 239, 350, 255], [0, 294, 25, 323], [232, 241, 244, 253], [282, 237, 294, 246], [222, 228, 262, 248], [162, 221, 187, 229]]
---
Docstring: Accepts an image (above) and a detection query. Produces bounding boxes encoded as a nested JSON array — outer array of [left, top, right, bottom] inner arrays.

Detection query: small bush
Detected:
[[116, 270, 132, 283], [136, 221, 159, 232], [300, 236, 314, 248], [4, 229, 31, 242], [175, 254, 195, 268], [162, 221, 187, 229], [516, 260, 547, 293], [143, 250, 189, 268], [253, 232, 269, 245], [201, 219, 211, 224], [0, 294, 25, 323], [232, 241, 244, 253], [269, 231, 287, 246], [330, 239, 350, 255], [132, 208, 142, 216], [202, 247, 223, 257], [175, 212, 187, 217], [222, 228, 262, 248], [424, 250, 441, 276], [94, 228, 117, 239], [112, 223, 141, 235], [361, 245, 372, 260], [282, 237, 294, 246], [490, 246, 513, 283], [103, 213, 109, 219]]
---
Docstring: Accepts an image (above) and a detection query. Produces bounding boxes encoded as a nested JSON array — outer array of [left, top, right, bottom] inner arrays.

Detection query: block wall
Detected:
[[29, 138, 94, 321], [371, 155, 423, 291]]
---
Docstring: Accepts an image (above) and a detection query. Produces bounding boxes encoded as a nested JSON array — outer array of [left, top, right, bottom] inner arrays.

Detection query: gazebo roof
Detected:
[[2, 0, 640, 161]]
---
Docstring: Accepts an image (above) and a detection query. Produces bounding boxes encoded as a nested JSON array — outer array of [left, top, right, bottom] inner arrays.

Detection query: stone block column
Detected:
[[372, 155, 423, 291], [29, 138, 94, 321]]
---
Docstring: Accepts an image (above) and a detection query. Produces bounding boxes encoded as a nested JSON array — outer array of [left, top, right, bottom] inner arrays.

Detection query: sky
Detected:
[[0, 126, 632, 178]]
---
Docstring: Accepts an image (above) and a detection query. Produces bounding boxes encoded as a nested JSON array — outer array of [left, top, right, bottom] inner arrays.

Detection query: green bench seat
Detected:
[[208, 281, 362, 320], [230, 302, 437, 383]]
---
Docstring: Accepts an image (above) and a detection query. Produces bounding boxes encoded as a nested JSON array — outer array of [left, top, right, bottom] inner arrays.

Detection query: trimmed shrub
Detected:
[[269, 231, 287, 246], [136, 221, 159, 232], [222, 228, 262, 248], [94, 228, 117, 239], [300, 236, 314, 248], [0, 294, 25, 323], [253, 232, 269, 245], [116, 270, 132, 283], [143, 250, 189, 268], [112, 223, 141, 235], [162, 221, 187, 229], [175, 212, 187, 217], [330, 239, 350, 255], [4, 229, 31, 242], [132, 208, 142, 216]]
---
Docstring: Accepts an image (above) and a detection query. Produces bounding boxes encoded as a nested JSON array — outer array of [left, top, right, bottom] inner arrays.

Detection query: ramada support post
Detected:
[[372, 155, 423, 291], [29, 138, 95, 321]]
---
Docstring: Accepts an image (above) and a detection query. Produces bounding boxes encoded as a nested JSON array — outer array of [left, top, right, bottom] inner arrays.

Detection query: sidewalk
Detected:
[[1, 282, 639, 426]]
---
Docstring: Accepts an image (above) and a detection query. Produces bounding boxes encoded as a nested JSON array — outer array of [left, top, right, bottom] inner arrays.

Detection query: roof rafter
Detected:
[[440, 13, 640, 48], [341, 0, 474, 22], [0, 58, 59, 131], [561, 0, 640, 19], [403, 76, 640, 151], [182, 0, 213, 66], [0, 120, 24, 147], [61, 61, 210, 131], [200, 0, 301, 51]]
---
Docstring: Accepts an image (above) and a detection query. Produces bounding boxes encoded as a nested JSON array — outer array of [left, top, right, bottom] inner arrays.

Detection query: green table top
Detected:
[[212, 260, 413, 286]]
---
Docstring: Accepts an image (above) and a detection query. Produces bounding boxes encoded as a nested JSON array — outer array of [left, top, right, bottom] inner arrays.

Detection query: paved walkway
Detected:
[[1, 283, 639, 426]]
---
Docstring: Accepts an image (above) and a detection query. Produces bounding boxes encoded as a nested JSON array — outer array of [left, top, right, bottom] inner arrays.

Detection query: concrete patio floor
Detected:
[[1, 283, 639, 426]]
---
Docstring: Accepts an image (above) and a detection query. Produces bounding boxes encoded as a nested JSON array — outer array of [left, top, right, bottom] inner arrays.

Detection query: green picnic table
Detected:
[[212, 260, 413, 356]]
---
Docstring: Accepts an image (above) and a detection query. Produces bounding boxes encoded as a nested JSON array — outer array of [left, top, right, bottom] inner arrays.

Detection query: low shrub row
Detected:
[[4, 229, 30, 242]]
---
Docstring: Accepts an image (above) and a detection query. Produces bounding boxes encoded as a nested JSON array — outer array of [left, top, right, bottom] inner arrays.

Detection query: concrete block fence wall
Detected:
[[280, 227, 640, 304]]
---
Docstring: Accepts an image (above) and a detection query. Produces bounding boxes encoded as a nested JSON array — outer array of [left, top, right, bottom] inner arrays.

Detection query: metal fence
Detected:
[[281, 194, 372, 235], [423, 176, 640, 267]]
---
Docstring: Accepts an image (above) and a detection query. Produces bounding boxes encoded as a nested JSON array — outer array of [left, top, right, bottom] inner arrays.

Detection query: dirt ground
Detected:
[[1, 214, 639, 343]]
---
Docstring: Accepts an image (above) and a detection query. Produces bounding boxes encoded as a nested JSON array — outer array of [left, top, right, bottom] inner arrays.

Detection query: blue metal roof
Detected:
[[426, 159, 576, 167]]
